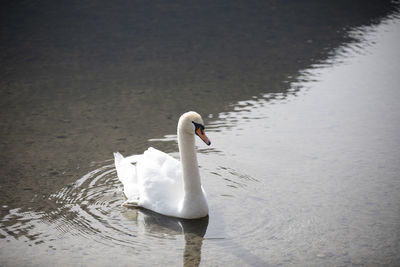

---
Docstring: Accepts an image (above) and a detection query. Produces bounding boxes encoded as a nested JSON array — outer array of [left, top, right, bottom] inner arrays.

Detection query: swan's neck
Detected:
[[178, 130, 202, 194]]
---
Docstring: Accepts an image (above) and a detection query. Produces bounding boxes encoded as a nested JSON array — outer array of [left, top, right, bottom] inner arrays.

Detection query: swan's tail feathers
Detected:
[[114, 151, 139, 200], [113, 152, 124, 163], [114, 152, 141, 164]]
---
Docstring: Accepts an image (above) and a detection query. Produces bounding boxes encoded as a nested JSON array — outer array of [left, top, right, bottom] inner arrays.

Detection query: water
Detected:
[[1, 1, 400, 266]]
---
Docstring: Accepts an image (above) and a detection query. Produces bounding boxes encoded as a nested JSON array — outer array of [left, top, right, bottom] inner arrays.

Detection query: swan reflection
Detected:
[[122, 208, 208, 267]]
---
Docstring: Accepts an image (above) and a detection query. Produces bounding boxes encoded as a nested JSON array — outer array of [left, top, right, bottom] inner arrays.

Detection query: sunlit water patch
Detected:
[[148, 13, 400, 266]]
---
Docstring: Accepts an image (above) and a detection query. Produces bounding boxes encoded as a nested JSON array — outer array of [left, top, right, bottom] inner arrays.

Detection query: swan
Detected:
[[114, 111, 211, 219]]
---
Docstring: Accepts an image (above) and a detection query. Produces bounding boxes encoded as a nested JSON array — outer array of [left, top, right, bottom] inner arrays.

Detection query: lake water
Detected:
[[1, 1, 400, 266]]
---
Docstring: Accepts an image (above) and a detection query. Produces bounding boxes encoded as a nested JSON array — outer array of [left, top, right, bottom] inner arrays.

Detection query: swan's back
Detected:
[[137, 148, 184, 216]]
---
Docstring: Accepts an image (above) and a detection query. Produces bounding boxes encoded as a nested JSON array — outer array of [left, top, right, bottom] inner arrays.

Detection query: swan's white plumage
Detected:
[[114, 111, 210, 219]]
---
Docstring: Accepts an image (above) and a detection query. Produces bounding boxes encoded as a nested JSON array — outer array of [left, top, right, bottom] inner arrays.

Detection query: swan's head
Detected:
[[178, 111, 211, 146]]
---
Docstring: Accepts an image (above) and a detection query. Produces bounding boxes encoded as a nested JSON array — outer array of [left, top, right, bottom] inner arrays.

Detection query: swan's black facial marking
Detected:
[[192, 121, 205, 134]]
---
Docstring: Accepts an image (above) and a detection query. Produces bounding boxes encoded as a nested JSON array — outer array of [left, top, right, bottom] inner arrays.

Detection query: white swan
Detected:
[[114, 111, 211, 219]]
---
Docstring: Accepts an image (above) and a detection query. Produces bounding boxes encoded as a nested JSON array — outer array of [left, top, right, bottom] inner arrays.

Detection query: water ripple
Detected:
[[0, 159, 210, 265]]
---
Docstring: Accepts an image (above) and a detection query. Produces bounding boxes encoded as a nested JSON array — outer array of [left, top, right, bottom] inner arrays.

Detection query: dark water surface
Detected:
[[1, 1, 400, 266]]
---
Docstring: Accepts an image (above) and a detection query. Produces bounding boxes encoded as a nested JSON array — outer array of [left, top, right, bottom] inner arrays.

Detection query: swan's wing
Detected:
[[137, 147, 183, 216], [114, 152, 140, 203]]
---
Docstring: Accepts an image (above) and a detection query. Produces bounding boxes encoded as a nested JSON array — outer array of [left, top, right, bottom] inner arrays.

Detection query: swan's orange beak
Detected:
[[195, 127, 211, 146]]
